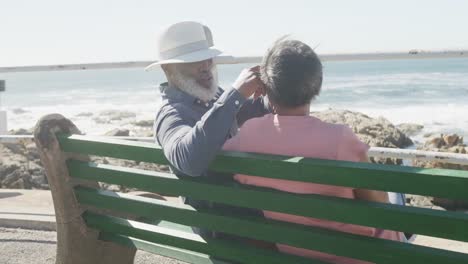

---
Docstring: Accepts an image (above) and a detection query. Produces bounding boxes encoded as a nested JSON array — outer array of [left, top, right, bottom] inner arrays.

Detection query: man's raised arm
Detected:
[[155, 67, 264, 176]]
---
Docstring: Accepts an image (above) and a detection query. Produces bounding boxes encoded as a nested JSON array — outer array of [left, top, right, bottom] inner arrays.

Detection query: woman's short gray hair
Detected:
[[260, 38, 323, 107]]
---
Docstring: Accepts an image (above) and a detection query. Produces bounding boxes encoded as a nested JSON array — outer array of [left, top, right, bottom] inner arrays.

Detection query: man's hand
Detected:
[[232, 66, 266, 99]]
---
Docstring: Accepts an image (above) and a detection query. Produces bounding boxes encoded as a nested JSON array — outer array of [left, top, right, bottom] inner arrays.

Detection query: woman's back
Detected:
[[223, 113, 403, 264]]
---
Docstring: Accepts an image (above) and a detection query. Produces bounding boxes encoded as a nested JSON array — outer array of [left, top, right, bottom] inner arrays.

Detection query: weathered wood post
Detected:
[[0, 80, 6, 134], [34, 114, 136, 264]]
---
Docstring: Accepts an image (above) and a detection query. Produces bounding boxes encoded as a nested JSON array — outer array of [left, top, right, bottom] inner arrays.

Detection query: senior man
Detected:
[[147, 21, 271, 240], [147, 21, 269, 178]]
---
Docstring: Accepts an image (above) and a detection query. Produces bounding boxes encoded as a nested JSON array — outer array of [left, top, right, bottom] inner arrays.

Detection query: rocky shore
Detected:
[[1, 109, 467, 210], [313, 110, 414, 165], [413, 133, 468, 210], [0, 114, 162, 192]]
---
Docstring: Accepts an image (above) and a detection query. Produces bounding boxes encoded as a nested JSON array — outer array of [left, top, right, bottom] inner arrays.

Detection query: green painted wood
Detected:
[[84, 212, 327, 264], [58, 134, 468, 200], [99, 233, 229, 264], [76, 187, 468, 264], [69, 161, 468, 242], [211, 152, 468, 201], [150, 220, 196, 234], [57, 134, 169, 164]]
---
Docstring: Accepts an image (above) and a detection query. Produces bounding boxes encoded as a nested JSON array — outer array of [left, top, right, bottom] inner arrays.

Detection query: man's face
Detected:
[[175, 59, 215, 90], [163, 59, 219, 102]]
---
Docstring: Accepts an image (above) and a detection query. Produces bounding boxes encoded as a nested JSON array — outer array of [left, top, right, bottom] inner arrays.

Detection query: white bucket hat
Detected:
[[145, 21, 222, 70]]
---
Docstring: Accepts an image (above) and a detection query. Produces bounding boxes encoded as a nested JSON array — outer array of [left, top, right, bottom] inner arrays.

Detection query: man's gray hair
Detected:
[[260, 37, 323, 107]]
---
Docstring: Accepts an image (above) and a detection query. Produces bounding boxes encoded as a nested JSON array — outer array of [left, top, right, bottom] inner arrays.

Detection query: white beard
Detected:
[[169, 66, 219, 102]]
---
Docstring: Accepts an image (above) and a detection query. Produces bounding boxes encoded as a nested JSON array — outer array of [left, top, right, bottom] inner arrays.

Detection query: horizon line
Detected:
[[1, 50, 467, 73]]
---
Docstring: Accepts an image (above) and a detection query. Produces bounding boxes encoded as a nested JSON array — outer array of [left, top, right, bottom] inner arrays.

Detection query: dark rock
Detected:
[[25, 143, 40, 160], [2, 142, 25, 155], [9, 128, 33, 135], [99, 110, 136, 121], [2, 170, 32, 189], [9, 178, 26, 189], [104, 128, 130, 137], [93, 117, 111, 124], [397, 123, 424, 136], [12, 108, 30, 114], [413, 134, 468, 210], [432, 198, 468, 211], [0, 163, 20, 181], [134, 120, 154, 127], [133, 130, 154, 137], [76, 112, 93, 117]]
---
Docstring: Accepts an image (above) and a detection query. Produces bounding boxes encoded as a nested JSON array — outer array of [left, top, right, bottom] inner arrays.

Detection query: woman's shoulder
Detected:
[[240, 113, 274, 129], [224, 114, 274, 151]]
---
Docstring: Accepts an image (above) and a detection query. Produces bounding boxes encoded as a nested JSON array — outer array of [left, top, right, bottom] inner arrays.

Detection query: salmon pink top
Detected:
[[223, 114, 404, 264]]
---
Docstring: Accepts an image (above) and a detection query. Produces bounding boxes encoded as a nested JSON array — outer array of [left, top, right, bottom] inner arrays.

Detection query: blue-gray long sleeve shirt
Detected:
[[154, 83, 270, 177]]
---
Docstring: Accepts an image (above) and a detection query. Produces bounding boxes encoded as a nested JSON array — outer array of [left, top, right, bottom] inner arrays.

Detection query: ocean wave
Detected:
[[312, 103, 468, 144], [324, 72, 468, 90]]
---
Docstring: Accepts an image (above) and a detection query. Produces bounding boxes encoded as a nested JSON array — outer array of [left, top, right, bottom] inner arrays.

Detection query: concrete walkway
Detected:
[[0, 189, 184, 263], [0, 189, 55, 231], [1, 188, 467, 263], [0, 227, 183, 264]]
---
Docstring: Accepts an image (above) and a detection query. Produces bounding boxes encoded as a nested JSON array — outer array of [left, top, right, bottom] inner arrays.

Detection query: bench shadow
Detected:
[[0, 239, 56, 245], [0, 192, 22, 199]]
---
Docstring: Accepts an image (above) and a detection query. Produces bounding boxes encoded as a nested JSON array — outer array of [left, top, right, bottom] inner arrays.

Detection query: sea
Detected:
[[1, 57, 468, 145]]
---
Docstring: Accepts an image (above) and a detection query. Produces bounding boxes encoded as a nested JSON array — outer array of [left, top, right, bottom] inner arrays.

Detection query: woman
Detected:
[[223, 38, 404, 264]]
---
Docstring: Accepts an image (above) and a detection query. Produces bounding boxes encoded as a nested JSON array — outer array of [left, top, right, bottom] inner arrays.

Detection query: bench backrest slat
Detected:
[[69, 160, 468, 243], [55, 134, 468, 263], [59, 134, 468, 200]]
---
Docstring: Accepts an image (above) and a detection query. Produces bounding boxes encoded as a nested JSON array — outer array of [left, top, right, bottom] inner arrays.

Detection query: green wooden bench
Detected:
[[34, 114, 468, 264]]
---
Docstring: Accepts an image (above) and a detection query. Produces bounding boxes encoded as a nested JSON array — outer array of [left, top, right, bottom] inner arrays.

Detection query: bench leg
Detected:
[[34, 114, 136, 264]]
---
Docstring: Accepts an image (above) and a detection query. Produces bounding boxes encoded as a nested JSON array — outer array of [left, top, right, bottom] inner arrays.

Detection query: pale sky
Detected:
[[2, 0, 468, 66]]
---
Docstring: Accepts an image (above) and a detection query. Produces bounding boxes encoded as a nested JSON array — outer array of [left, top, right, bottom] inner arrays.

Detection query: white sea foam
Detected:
[[8, 96, 468, 143], [5, 92, 163, 135]]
